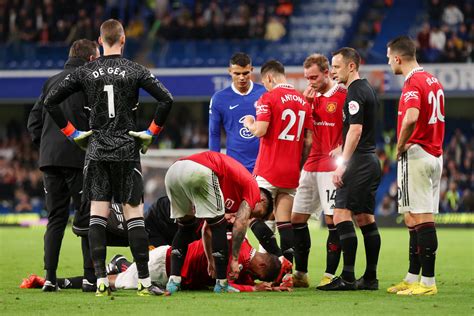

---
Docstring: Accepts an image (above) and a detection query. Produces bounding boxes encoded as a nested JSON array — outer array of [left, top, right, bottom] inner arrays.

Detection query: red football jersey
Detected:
[[397, 68, 445, 157], [253, 84, 313, 188], [304, 83, 346, 172], [166, 236, 256, 291], [182, 151, 260, 213]]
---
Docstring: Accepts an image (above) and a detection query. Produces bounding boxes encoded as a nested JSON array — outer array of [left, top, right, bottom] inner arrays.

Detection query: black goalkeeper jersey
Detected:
[[44, 55, 173, 161]]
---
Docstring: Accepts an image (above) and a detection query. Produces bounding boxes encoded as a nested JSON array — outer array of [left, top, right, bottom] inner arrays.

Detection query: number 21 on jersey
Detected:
[[104, 85, 115, 118], [278, 109, 306, 141]]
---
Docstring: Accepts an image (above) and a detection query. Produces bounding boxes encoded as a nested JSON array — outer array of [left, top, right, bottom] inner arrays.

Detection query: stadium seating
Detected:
[[0, 0, 363, 69], [149, 0, 362, 67]]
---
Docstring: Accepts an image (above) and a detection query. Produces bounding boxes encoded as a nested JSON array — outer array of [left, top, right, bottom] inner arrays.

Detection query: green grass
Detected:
[[0, 226, 473, 315]]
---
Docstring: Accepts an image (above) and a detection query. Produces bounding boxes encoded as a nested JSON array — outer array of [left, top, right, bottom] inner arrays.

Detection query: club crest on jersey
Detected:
[[403, 91, 419, 103], [348, 100, 359, 115], [238, 116, 255, 139], [326, 102, 337, 114]]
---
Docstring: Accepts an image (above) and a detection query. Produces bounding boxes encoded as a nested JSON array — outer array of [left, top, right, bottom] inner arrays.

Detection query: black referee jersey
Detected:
[[342, 78, 379, 153]]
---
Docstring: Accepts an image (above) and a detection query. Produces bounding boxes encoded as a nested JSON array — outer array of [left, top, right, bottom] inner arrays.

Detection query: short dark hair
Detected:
[[230, 52, 251, 67], [387, 36, 416, 60], [259, 187, 274, 219], [260, 254, 282, 282], [260, 59, 285, 76], [332, 47, 361, 70], [100, 19, 124, 46], [69, 39, 98, 61]]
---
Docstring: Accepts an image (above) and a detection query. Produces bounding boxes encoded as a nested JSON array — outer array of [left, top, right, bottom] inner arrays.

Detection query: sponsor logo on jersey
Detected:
[[315, 121, 336, 127], [348, 100, 359, 115], [326, 102, 337, 113], [403, 91, 419, 103], [229, 104, 240, 110], [256, 104, 269, 115]]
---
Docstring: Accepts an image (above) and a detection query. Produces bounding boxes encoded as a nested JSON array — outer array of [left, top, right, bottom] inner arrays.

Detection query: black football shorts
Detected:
[[83, 160, 144, 206], [335, 152, 381, 214]]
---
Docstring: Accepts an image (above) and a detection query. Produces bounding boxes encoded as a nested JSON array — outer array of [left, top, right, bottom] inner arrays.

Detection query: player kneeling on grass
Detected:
[[164, 151, 273, 294]]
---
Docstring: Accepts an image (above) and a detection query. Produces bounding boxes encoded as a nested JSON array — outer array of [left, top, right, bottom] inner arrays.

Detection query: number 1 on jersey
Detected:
[[104, 85, 115, 118]]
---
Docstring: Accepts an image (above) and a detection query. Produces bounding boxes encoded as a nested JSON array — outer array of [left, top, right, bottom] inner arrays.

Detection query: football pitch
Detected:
[[0, 226, 473, 315]]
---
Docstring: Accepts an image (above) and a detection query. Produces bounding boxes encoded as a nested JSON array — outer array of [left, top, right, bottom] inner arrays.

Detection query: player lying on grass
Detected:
[[108, 235, 293, 293], [23, 195, 282, 292], [21, 236, 292, 293]]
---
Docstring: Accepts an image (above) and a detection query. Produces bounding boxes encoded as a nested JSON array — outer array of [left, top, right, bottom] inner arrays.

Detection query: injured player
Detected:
[[109, 235, 292, 292]]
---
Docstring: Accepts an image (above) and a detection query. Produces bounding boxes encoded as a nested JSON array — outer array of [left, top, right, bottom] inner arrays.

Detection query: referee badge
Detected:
[[326, 102, 337, 113], [348, 100, 360, 115]]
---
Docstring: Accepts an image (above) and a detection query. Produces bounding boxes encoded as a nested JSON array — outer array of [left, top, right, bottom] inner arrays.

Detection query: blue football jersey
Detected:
[[208, 81, 266, 173]]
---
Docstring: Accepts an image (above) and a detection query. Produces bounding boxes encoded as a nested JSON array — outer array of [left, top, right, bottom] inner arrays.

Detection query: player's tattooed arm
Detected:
[[229, 201, 251, 279]]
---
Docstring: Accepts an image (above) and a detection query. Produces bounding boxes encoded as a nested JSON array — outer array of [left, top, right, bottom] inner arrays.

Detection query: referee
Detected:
[[318, 47, 382, 291], [27, 39, 100, 291]]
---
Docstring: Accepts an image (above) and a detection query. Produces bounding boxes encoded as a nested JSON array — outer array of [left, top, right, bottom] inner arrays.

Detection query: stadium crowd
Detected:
[[416, 0, 473, 63], [376, 128, 474, 216], [2, 0, 473, 62], [0, 0, 292, 45], [0, 127, 43, 214]]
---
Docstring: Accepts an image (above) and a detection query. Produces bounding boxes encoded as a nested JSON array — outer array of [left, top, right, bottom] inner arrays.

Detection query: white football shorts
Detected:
[[256, 176, 296, 199], [165, 160, 225, 219], [292, 170, 336, 217], [398, 144, 443, 214], [114, 245, 170, 289]]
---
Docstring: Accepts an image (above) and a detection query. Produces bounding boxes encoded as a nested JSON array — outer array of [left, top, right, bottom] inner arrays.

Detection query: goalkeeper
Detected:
[[43, 19, 173, 296]]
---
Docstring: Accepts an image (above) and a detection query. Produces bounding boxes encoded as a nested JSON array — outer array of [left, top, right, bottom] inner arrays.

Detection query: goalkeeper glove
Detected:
[[128, 121, 162, 154], [60, 121, 93, 151]]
